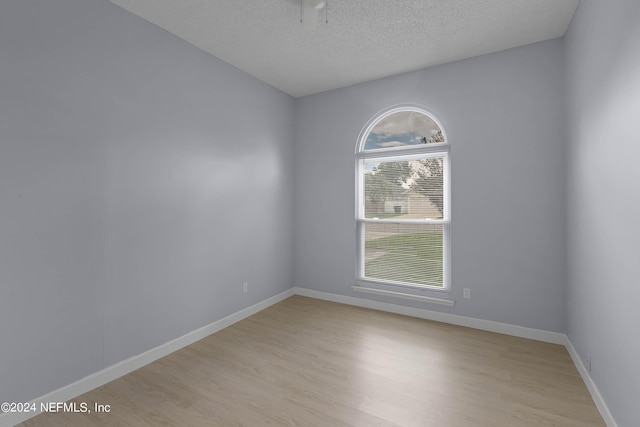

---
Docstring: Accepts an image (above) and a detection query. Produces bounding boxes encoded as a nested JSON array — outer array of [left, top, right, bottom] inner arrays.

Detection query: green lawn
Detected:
[[365, 232, 443, 287]]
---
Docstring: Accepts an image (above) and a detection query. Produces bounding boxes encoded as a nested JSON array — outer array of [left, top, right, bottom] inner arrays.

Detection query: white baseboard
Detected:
[[564, 337, 618, 427], [0, 288, 295, 427], [294, 287, 565, 344]]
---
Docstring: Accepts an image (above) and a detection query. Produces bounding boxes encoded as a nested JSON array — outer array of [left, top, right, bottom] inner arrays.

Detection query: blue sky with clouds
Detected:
[[363, 111, 442, 150], [364, 131, 423, 150]]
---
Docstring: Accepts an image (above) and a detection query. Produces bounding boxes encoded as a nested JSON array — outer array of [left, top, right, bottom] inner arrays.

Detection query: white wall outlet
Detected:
[[463, 288, 471, 299], [243, 282, 248, 293], [586, 353, 591, 372]]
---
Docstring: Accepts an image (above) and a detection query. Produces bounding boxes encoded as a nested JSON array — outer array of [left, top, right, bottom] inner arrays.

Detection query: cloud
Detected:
[[378, 141, 409, 148], [371, 111, 441, 139]]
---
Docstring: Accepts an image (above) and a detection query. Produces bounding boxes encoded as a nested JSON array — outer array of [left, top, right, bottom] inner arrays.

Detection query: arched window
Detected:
[[356, 106, 450, 291]]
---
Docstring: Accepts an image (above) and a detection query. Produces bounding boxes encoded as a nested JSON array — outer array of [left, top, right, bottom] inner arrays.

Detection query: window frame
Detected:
[[355, 105, 451, 293]]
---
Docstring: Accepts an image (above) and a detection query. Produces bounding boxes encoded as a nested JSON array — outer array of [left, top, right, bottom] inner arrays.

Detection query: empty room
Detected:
[[1, 0, 638, 426]]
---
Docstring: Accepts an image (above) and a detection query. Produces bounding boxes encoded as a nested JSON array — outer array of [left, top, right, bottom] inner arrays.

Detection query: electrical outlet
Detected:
[[586, 353, 591, 372], [463, 288, 470, 299], [243, 282, 248, 293]]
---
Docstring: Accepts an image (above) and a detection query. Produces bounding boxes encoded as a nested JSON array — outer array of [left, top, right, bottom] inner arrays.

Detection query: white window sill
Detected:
[[351, 284, 455, 307]]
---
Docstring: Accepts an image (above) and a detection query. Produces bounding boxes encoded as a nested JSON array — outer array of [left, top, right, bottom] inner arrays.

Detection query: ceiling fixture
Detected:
[[300, 0, 327, 32]]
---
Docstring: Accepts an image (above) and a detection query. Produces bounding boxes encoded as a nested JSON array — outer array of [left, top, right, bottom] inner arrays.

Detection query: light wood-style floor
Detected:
[[20, 296, 605, 426]]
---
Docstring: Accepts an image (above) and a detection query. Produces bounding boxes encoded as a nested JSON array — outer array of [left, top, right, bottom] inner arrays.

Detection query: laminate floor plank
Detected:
[[18, 296, 605, 426]]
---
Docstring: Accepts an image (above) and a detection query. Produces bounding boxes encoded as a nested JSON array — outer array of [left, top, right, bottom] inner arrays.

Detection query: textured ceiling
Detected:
[[110, 0, 579, 97]]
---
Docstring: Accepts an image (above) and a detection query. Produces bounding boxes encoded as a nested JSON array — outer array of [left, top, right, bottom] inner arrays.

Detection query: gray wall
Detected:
[[0, 0, 294, 403], [565, 0, 640, 425], [293, 40, 567, 332]]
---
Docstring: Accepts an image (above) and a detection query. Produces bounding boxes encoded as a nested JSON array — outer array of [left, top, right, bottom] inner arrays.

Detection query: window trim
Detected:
[[355, 105, 451, 294]]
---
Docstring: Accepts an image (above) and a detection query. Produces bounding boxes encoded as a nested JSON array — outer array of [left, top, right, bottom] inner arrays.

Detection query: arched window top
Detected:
[[358, 106, 446, 153]]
